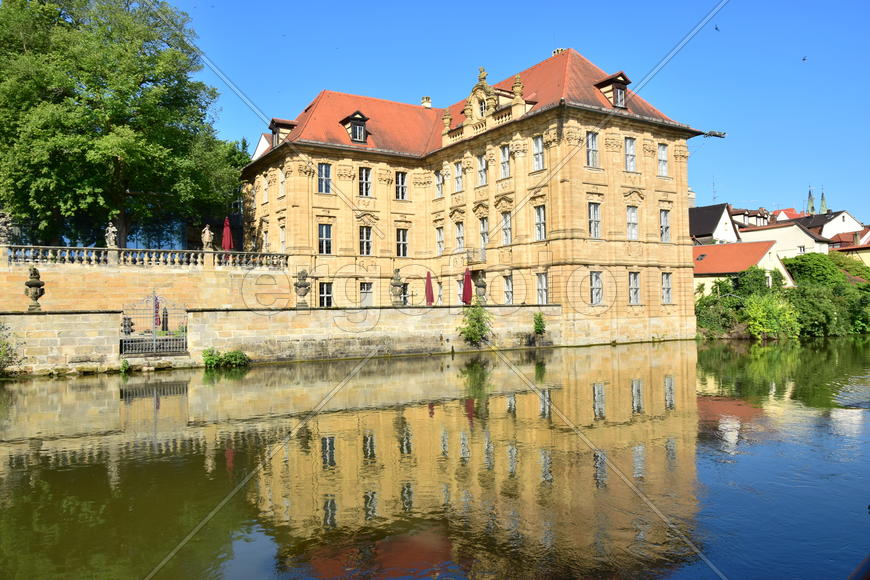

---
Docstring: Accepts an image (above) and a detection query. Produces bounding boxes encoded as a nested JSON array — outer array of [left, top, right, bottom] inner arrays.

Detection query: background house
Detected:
[[693, 241, 793, 294], [689, 203, 740, 244], [738, 222, 829, 258]]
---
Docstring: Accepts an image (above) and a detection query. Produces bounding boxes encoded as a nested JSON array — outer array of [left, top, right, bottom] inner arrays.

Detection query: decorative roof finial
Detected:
[[478, 67, 487, 83], [820, 188, 828, 213], [512, 74, 524, 98], [807, 186, 816, 214]]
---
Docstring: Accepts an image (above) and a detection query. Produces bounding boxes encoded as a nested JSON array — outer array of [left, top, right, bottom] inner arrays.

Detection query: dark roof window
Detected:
[[339, 111, 370, 143]]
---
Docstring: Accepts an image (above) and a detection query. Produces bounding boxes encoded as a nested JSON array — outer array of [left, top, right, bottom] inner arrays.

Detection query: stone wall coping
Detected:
[[0, 310, 122, 316], [187, 304, 561, 313]]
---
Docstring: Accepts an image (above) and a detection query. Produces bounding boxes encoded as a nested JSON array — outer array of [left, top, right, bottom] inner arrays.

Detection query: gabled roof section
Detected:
[[693, 241, 776, 275], [338, 110, 370, 124], [739, 221, 830, 243], [593, 70, 631, 88], [689, 203, 731, 238], [786, 211, 847, 230]]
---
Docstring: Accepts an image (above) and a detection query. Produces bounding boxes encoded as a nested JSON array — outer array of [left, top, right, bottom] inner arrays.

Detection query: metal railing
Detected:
[[120, 295, 187, 355]]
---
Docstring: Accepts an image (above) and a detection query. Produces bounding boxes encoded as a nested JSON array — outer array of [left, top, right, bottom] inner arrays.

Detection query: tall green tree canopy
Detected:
[[0, 0, 248, 246]]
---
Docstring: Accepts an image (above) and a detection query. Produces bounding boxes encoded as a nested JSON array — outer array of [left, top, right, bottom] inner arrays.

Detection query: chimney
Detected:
[[421, 96, 431, 109]]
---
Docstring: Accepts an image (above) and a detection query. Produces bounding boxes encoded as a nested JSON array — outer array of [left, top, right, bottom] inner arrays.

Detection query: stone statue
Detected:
[[0, 212, 11, 245], [105, 221, 118, 248], [294, 269, 311, 309], [390, 269, 404, 306], [478, 66, 487, 83], [24, 266, 45, 312], [474, 273, 487, 304], [201, 224, 214, 250]]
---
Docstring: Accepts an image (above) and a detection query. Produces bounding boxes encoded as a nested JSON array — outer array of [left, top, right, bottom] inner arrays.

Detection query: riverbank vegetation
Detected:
[[696, 253, 870, 340]]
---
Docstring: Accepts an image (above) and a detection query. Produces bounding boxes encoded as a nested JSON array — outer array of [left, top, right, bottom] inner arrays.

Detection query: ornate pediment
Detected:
[[623, 190, 645, 204], [336, 165, 354, 180], [494, 195, 513, 212], [354, 211, 379, 226], [412, 171, 432, 187], [643, 139, 656, 157], [298, 162, 315, 176], [604, 135, 622, 152], [432, 213, 445, 227], [463, 67, 498, 122], [449, 208, 466, 223], [377, 169, 392, 184], [472, 202, 489, 219]]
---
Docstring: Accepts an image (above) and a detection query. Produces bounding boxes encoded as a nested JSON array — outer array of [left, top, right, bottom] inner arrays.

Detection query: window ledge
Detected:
[[656, 175, 673, 180], [529, 168, 547, 176], [585, 166, 604, 171], [623, 171, 641, 175]]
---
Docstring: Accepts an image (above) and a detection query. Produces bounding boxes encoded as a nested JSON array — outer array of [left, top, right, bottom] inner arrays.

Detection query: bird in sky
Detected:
[[802, 56, 808, 62], [714, 25, 720, 31]]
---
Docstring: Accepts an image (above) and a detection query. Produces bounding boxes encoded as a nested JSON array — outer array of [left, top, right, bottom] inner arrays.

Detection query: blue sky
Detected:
[[173, 0, 870, 222]]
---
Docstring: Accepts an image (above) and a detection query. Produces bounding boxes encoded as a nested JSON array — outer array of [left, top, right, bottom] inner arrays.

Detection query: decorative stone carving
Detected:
[[474, 273, 487, 304], [354, 211, 379, 226], [509, 139, 527, 157], [449, 208, 466, 223], [377, 169, 392, 184], [624, 190, 645, 203], [201, 224, 214, 250], [294, 270, 311, 309], [642, 139, 656, 157], [105, 222, 118, 248], [432, 214, 445, 227], [485, 147, 497, 164], [474, 187, 489, 200], [442, 111, 452, 132], [412, 171, 432, 187], [604, 135, 622, 152], [24, 266, 45, 312], [267, 171, 278, 186], [389, 269, 404, 306], [674, 146, 689, 161], [472, 202, 489, 219], [494, 195, 514, 212], [331, 165, 350, 180], [512, 75, 524, 99], [450, 192, 465, 207], [356, 197, 373, 209], [496, 178, 515, 194], [564, 126, 581, 144], [298, 162, 315, 176], [0, 212, 12, 245], [462, 155, 474, 171], [659, 199, 674, 209], [282, 160, 294, 175], [543, 128, 559, 148]]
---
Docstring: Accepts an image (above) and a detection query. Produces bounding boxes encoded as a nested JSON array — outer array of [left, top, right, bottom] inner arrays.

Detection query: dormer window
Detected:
[[594, 71, 631, 109], [340, 111, 370, 143], [614, 86, 626, 108], [478, 100, 486, 117]]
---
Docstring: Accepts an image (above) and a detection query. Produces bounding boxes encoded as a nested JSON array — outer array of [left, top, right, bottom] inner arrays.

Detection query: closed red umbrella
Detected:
[[462, 268, 473, 305], [425, 271, 435, 306], [221, 217, 233, 251]]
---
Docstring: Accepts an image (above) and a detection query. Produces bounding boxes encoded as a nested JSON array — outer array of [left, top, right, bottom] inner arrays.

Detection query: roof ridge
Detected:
[[320, 89, 445, 112]]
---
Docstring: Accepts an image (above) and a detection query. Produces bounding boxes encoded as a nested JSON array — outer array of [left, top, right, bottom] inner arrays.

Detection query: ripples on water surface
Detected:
[[0, 339, 867, 579]]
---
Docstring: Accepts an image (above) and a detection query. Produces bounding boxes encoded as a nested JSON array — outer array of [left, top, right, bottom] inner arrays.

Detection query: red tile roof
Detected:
[[739, 221, 830, 242], [693, 241, 775, 275], [773, 208, 808, 220], [253, 48, 698, 163]]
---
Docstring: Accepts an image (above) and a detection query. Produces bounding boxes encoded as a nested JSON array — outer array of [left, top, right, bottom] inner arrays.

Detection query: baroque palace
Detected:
[[241, 48, 701, 342]]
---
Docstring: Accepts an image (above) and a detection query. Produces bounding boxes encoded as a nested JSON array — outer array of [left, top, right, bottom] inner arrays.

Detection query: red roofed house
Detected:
[[693, 241, 793, 294], [241, 49, 703, 343]]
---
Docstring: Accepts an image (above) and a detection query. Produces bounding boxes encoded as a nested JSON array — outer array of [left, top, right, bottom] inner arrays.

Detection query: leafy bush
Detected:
[[734, 266, 775, 297], [695, 292, 741, 338], [458, 298, 493, 347], [0, 324, 23, 375], [827, 251, 870, 282], [782, 253, 847, 286], [533, 312, 546, 335], [119, 359, 130, 374], [202, 348, 251, 369], [742, 293, 799, 340]]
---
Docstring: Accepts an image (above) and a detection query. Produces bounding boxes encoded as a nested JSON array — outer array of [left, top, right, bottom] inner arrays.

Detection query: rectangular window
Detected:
[[590, 271, 603, 305], [321, 436, 336, 468], [351, 123, 366, 142], [396, 228, 408, 257], [499, 144, 510, 178], [593, 382, 605, 420], [400, 283, 410, 306], [615, 86, 626, 108], [435, 226, 444, 256], [477, 154, 487, 186], [317, 163, 331, 193], [624, 137, 636, 172], [532, 135, 544, 171], [279, 224, 286, 253], [662, 272, 673, 304], [504, 274, 513, 305], [454, 161, 463, 192], [501, 211, 512, 245], [631, 379, 644, 414], [586, 131, 599, 168], [359, 226, 372, 256], [660, 209, 671, 243], [319, 282, 333, 308], [278, 171, 285, 197], [395, 171, 407, 200], [536, 273, 548, 305], [436, 281, 443, 305], [435, 170, 443, 197], [629, 271, 640, 305], [798, 245, 806, 254], [359, 167, 371, 196], [588, 202, 601, 239], [318, 224, 332, 255], [664, 375, 675, 410], [534, 205, 546, 241], [479, 217, 488, 251], [360, 282, 373, 307], [457, 279, 464, 304], [657, 143, 669, 176], [362, 432, 376, 461], [455, 221, 464, 250], [626, 205, 638, 240]]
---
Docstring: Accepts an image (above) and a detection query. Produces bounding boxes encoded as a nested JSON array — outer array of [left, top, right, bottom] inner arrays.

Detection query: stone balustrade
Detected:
[[5, 245, 289, 270]]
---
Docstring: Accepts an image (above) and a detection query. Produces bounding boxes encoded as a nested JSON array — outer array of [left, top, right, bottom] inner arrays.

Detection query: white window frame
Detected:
[[499, 144, 510, 178], [319, 282, 333, 307], [359, 167, 371, 196], [359, 225, 372, 256], [615, 86, 626, 108], [660, 209, 671, 243], [590, 271, 603, 305], [318, 223, 332, 255], [501, 211, 512, 245], [351, 122, 366, 142], [278, 170, 285, 197], [455, 221, 464, 250], [662, 272, 673, 304], [593, 382, 606, 419], [627, 205, 639, 240], [504, 274, 513, 305], [657, 143, 668, 177], [536, 273, 548, 305], [396, 228, 408, 257], [435, 170, 443, 197], [317, 163, 331, 194], [532, 135, 544, 171], [477, 154, 487, 186], [631, 379, 644, 414], [454, 161, 463, 192], [588, 202, 601, 239], [435, 226, 444, 256], [395, 171, 407, 200], [624, 137, 636, 172], [479, 217, 488, 250], [534, 205, 546, 241], [279, 224, 286, 253], [629, 271, 640, 305], [586, 131, 599, 168], [360, 282, 373, 307]]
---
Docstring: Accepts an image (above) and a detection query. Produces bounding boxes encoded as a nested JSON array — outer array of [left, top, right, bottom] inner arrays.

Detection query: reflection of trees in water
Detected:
[[697, 337, 870, 408]]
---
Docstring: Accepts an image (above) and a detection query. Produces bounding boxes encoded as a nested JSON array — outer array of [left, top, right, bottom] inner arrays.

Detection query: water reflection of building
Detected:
[[0, 342, 699, 575]]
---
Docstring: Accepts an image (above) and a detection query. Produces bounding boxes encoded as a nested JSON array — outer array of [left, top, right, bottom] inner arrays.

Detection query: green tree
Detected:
[[782, 253, 847, 287], [741, 293, 799, 340], [458, 297, 493, 347], [0, 0, 248, 246]]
